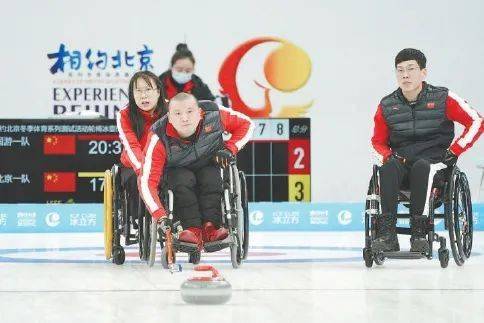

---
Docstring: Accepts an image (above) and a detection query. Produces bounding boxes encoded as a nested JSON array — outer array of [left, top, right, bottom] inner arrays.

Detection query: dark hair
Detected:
[[395, 48, 426, 69], [170, 43, 195, 67], [127, 71, 167, 139]]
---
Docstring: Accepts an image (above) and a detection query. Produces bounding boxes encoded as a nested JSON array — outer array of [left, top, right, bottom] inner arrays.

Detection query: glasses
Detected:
[[396, 66, 420, 75], [134, 87, 159, 96]]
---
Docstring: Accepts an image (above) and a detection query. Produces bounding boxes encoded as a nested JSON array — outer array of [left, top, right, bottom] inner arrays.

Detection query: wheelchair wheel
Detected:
[[363, 248, 373, 268], [103, 170, 114, 260], [148, 218, 157, 267], [239, 171, 250, 260], [447, 168, 473, 266], [459, 173, 473, 259], [138, 201, 145, 260], [364, 166, 380, 253], [112, 246, 125, 265], [438, 247, 449, 268], [112, 166, 125, 265], [230, 243, 242, 269], [374, 253, 385, 266], [142, 208, 151, 262], [228, 167, 245, 269]]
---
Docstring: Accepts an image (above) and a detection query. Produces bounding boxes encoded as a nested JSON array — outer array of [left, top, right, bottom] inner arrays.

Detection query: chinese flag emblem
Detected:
[[43, 135, 76, 155], [43, 172, 76, 192], [204, 125, 213, 133]]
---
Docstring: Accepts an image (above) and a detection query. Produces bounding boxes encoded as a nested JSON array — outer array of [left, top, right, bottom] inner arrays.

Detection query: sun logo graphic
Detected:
[[218, 37, 313, 118]]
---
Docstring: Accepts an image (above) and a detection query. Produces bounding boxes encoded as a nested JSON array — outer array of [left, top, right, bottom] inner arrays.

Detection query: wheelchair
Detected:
[[363, 163, 473, 268], [103, 159, 250, 270], [146, 158, 250, 271], [103, 164, 150, 265]]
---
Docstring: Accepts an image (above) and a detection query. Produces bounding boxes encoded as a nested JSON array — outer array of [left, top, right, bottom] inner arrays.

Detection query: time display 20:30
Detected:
[[87, 140, 122, 155]]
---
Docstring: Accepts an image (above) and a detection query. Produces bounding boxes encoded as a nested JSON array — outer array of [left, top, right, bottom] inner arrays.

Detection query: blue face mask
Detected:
[[172, 70, 193, 84]]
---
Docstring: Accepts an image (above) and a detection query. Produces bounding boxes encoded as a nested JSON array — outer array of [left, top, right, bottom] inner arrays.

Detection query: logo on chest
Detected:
[[204, 125, 213, 133], [426, 102, 435, 109]]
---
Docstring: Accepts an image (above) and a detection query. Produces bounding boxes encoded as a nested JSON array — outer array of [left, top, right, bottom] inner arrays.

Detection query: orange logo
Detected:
[[218, 37, 312, 118]]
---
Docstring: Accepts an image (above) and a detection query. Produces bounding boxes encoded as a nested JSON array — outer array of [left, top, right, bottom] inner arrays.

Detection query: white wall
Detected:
[[0, 0, 483, 201]]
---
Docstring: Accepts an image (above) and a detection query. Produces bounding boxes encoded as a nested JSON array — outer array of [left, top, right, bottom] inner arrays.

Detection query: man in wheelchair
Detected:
[[138, 92, 254, 249], [371, 48, 483, 254]]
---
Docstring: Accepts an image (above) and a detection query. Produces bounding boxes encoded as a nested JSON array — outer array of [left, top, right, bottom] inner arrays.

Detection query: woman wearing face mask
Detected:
[[159, 43, 215, 101], [116, 71, 167, 223]]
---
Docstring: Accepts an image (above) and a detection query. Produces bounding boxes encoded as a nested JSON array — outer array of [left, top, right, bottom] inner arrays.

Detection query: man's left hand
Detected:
[[442, 149, 458, 167]]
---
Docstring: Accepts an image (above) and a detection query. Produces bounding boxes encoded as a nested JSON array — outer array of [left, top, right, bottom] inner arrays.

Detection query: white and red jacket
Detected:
[[372, 90, 483, 164], [116, 106, 162, 175], [139, 106, 254, 219]]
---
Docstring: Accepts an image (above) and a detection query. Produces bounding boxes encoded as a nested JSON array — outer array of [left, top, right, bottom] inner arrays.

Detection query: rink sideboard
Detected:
[[0, 203, 483, 233], [0, 118, 310, 203]]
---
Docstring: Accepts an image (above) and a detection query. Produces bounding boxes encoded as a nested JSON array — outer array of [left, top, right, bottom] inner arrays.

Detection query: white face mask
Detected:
[[172, 70, 193, 84]]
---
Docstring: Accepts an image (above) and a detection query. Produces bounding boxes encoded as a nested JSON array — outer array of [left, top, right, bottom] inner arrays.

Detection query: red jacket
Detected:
[[372, 90, 483, 164], [139, 106, 254, 219], [116, 106, 162, 175]]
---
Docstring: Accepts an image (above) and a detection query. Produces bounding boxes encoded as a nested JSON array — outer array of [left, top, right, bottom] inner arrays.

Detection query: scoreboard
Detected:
[[0, 119, 119, 203], [0, 118, 310, 203], [236, 118, 311, 202]]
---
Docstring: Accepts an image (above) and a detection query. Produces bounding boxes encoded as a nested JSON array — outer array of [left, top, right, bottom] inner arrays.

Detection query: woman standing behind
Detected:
[[117, 71, 166, 221], [159, 43, 215, 101]]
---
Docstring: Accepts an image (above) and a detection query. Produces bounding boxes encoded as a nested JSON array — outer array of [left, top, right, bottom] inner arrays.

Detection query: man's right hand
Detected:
[[158, 217, 172, 234]]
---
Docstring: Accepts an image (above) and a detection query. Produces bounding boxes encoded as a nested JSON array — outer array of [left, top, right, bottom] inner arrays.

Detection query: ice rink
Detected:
[[1, 231, 483, 323]]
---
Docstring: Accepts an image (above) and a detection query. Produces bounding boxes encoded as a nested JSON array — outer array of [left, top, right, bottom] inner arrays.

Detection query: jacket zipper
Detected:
[[411, 105, 416, 139]]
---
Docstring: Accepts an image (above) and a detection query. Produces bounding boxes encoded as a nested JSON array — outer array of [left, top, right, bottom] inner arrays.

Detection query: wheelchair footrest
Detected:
[[381, 251, 426, 259], [203, 236, 233, 253], [173, 240, 199, 254]]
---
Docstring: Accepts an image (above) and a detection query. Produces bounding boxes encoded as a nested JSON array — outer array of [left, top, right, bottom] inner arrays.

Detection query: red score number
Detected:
[[288, 139, 310, 174]]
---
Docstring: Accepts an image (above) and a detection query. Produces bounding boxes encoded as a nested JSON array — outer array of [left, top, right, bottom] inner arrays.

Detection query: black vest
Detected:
[[380, 83, 454, 162], [151, 100, 224, 169]]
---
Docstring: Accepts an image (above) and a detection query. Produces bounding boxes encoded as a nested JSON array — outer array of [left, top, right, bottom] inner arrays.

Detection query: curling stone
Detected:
[[181, 265, 232, 304]]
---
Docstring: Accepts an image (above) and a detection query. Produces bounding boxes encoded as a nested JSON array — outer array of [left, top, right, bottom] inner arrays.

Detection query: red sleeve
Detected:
[[116, 108, 144, 173], [446, 91, 483, 156], [371, 104, 392, 164], [218, 105, 254, 155], [138, 131, 166, 220]]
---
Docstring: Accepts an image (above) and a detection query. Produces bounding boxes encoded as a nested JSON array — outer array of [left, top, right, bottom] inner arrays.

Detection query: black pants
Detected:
[[120, 167, 139, 222], [379, 158, 441, 217], [165, 165, 223, 228]]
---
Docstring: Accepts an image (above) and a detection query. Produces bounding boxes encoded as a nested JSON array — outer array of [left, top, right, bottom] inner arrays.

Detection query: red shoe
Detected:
[[178, 227, 202, 246], [202, 221, 229, 242]]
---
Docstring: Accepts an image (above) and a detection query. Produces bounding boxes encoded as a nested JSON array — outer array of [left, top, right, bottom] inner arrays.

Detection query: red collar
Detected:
[[139, 108, 159, 121]]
